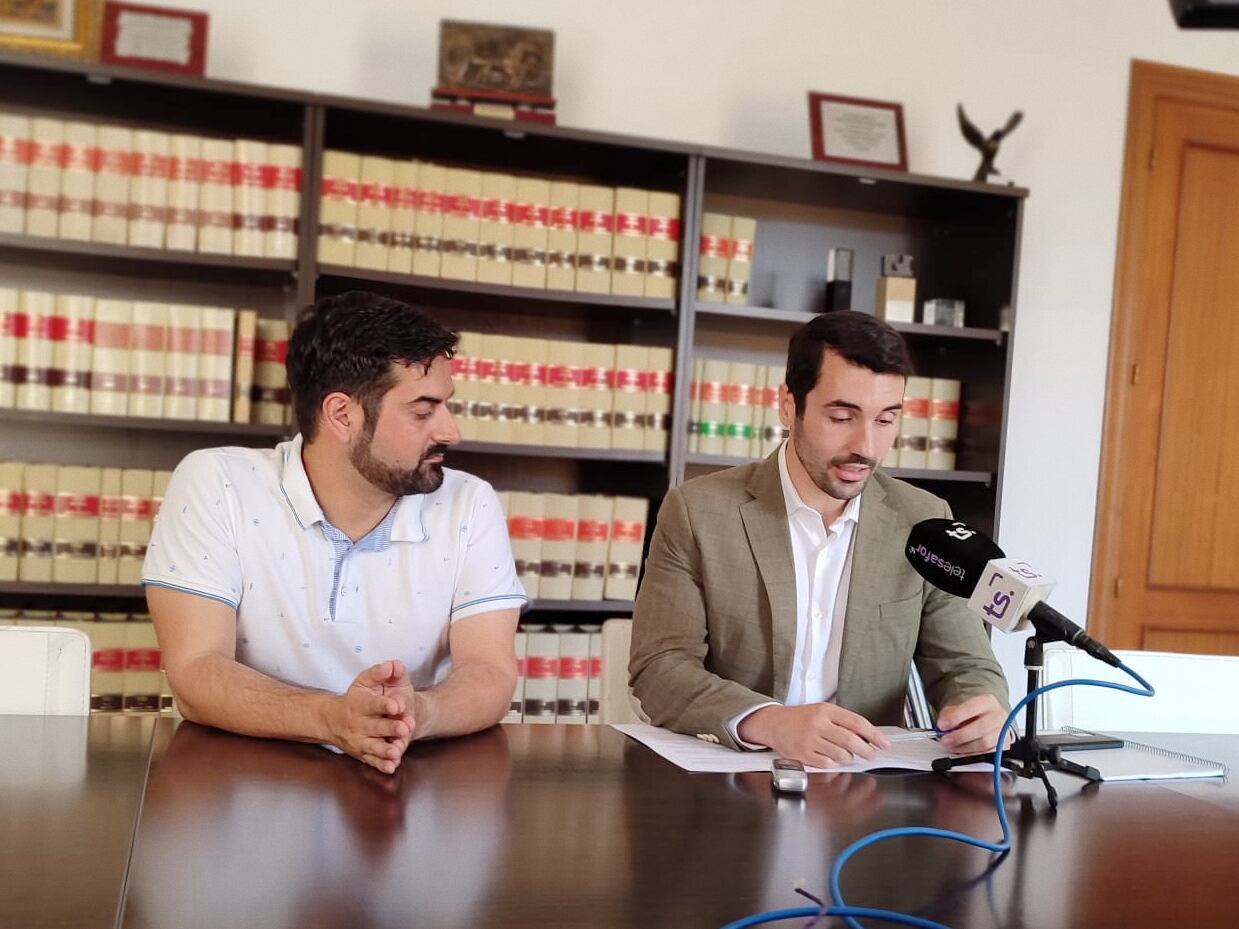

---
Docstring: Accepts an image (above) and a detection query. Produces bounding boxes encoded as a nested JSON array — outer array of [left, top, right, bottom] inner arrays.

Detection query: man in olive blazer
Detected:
[[630, 459, 1007, 745], [630, 312, 1008, 766]]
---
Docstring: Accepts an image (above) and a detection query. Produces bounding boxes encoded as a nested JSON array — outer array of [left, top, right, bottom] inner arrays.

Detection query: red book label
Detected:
[[543, 518, 576, 542], [508, 516, 544, 540], [612, 520, 645, 544]]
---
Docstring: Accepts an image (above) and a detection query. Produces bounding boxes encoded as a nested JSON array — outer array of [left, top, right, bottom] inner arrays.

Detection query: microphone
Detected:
[[905, 518, 1121, 668]]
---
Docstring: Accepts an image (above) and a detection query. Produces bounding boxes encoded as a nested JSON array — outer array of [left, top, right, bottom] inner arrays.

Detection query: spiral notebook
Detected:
[[1061, 728, 1228, 781]]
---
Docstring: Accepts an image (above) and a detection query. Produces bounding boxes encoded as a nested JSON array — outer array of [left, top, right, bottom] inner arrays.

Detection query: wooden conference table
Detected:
[[3, 716, 1237, 929]]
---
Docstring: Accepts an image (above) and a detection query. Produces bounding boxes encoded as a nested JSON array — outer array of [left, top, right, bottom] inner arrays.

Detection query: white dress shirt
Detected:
[[727, 441, 862, 746]]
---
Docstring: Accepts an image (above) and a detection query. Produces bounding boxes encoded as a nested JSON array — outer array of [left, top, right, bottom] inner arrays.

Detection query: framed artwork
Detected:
[[0, 0, 101, 59], [437, 20, 554, 100], [99, 1, 208, 75], [808, 91, 908, 172]]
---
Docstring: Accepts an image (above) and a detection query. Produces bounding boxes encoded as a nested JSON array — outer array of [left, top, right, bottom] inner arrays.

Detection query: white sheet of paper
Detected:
[[612, 723, 993, 774]]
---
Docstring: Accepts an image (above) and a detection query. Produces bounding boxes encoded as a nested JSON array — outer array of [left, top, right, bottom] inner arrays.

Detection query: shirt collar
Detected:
[[777, 440, 862, 531], [279, 434, 428, 542]]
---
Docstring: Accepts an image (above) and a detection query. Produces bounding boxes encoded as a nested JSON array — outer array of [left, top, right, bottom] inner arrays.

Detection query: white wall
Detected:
[[142, 0, 1239, 696]]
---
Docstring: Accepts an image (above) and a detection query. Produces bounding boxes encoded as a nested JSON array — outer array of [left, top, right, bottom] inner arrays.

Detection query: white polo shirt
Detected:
[[142, 436, 528, 695]]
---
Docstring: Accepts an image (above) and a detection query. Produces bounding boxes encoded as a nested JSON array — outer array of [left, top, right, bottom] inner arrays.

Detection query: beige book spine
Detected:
[[87, 619, 127, 711], [165, 134, 202, 251], [264, 143, 301, 260], [522, 628, 559, 722], [97, 467, 122, 584], [586, 627, 603, 723], [726, 216, 757, 305], [577, 342, 614, 449], [50, 293, 94, 415], [231, 308, 257, 423], [163, 303, 201, 420], [643, 346, 674, 453], [696, 358, 730, 456], [124, 622, 162, 712], [18, 463, 58, 583], [51, 465, 101, 584], [507, 492, 544, 600], [128, 302, 169, 418], [253, 317, 290, 425], [197, 138, 235, 254], [386, 160, 420, 273], [505, 630, 527, 723], [441, 168, 482, 281], [697, 212, 732, 303], [412, 162, 445, 277], [609, 344, 648, 450], [232, 138, 268, 257], [450, 330, 481, 441], [928, 378, 961, 470], [0, 460, 23, 581], [688, 357, 704, 453], [317, 149, 361, 265], [570, 495, 613, 601], [644, 191, 681, 299], [476, 333, 517, 444], [118, 467, 155, 585], [354, 155, 395, 270], [15, 290, 55, 411], [543, 339, 582, 447], [90, 299, 133, 416], [91, 126, 134, 245], [506, 336, 544, 446], [58, 121, 97, 241], [604, 496, 648, 601], [197, 307, 235, 422], [724, 361, 758, 458], [574, 185, 614, 294], [24, 117, 64, 238], [897, 376, 932, 469], [511, 177, 549, 289], [610, 187, 648, 296], [0, 112, 30, 234], [555, 629, 589, 723], [546, 182, 579, 291], [128, 129, 170, 248], [477, 172, 516, 285], [539, 494, 578, 601], [0, 288, 15, 408], [757, 364, 787, 458]]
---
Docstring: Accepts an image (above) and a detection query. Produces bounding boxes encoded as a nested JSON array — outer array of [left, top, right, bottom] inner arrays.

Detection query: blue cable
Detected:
[[721, 662, 1155, 929]]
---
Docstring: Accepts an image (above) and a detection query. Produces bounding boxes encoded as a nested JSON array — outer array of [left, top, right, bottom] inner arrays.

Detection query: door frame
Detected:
[[1090, 59, 1239, 645]]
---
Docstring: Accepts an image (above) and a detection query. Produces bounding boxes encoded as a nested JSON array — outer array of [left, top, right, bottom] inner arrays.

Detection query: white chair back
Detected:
[[1040, 644, 1239, 734], [0, 626, 92, 716]]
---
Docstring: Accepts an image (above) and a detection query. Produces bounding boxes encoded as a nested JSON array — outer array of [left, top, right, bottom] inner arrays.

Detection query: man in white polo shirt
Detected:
[[143, 291, 527, 774]]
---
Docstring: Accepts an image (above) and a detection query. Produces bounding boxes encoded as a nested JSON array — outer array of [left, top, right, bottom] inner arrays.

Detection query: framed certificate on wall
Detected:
[[99, 1, 207, 75], [808, 91, 908, 172]]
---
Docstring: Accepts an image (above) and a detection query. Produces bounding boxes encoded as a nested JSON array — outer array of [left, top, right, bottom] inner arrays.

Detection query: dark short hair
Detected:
[[785, 311, 914, 416], [287, 290, 458, 442]]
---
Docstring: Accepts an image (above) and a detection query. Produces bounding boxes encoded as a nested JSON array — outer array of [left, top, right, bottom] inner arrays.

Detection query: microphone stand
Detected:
[[930, 633, 1101, 810]]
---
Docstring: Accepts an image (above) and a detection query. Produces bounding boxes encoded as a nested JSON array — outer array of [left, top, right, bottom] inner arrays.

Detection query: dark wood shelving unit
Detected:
[[1, 51, 1024, 611]]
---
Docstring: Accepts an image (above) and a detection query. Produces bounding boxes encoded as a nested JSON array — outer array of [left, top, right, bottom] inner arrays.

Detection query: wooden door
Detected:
[[1092, 61, 1239, 655]]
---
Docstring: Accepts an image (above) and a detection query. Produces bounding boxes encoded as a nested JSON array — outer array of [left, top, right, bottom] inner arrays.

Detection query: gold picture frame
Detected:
[[0, 0, 102, 60]]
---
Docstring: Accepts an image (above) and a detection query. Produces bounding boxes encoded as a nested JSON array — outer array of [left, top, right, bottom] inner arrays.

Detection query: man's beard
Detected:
[[792, 430, 877, 502], [350, 435, 449, 496]]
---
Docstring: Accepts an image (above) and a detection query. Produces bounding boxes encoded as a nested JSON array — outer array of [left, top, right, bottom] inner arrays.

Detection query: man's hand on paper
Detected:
[[736, 703, 892, 768]]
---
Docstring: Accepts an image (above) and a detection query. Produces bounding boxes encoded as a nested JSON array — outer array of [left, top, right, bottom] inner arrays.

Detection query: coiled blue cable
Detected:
[[719, 662, 1155, 929]]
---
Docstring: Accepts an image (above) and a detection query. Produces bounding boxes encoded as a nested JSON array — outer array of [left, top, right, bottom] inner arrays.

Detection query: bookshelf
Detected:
[[0, 50, 1024, 630]]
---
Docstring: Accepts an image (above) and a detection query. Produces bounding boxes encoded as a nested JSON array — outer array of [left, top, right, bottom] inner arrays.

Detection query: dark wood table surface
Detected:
[[4, 718, 1237, 929]]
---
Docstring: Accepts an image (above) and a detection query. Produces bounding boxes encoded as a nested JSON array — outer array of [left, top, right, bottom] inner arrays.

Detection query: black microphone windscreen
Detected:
[[905, 518, 1006, 598]]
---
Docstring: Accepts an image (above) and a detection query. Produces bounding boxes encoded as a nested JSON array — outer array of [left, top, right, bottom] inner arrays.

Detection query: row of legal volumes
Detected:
[[451, 332, 673, 452], [0, 111, 301, 257], [506, 626, 604, 725], [498, 491, 648, 603], [0, 462, 170, 585], [0, 611, 170, 713], [317, 150, 682, 298], [0, 288, 291, 425]]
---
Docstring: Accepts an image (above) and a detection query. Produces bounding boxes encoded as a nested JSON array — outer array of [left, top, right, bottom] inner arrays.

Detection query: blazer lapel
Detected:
[[836, 476, 897, 704], [739, 454, 797, 702]]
